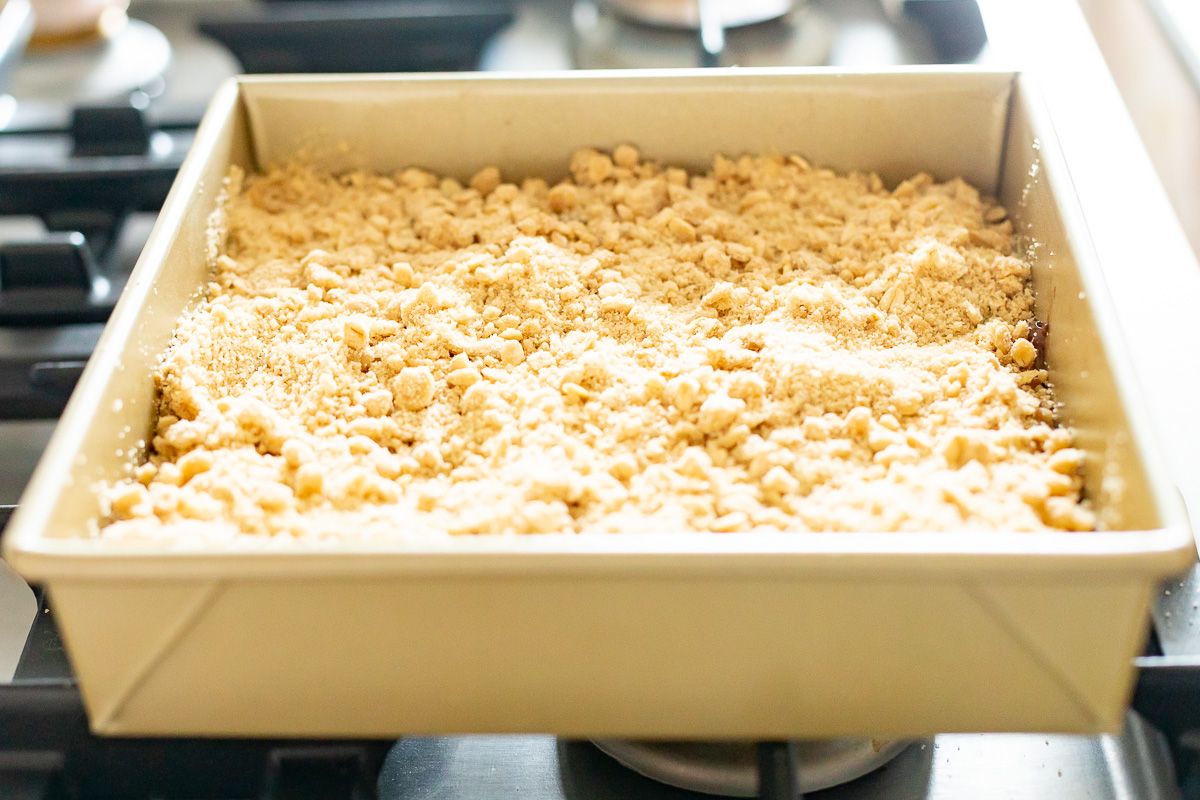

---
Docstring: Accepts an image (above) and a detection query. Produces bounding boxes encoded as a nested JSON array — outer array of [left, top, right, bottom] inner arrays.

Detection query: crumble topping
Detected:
[[101, 147, 1093, 540]]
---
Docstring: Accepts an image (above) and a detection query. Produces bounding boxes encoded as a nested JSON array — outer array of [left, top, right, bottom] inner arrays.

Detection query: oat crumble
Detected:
[[101, 147, 1094, 540]]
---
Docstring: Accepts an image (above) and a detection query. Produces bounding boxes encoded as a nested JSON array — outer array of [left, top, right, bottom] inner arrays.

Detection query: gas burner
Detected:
[[593, 738, 913, 797], [605, 0, 794, 29], [8, 18, 169, 108], [571, 0, 833, 69]]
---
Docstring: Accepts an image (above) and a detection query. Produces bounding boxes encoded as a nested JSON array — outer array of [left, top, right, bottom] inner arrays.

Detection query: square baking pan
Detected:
[[3, 69, 1193, 738]]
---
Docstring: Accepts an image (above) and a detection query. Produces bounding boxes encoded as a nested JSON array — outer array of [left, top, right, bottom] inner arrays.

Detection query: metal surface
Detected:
[[756, 743, 797, 800], [1152, 564, 1200, 657], [485, 0, 940, 72], [379, 723, 1180, 799], [571, 1, 834, 69], [568, 0, 982, 69], [8, 19, 169, 107], [696, 0, 726, 67], [592, 738, 912, 796]]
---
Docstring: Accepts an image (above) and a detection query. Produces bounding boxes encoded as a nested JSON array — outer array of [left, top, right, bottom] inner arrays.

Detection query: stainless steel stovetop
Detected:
[[379, 727, 1177, 799], [0, 2, 1191, 799]]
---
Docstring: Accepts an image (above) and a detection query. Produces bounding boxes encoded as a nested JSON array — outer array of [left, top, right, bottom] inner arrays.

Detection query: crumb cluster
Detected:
[[101, 146, 1093, 541]]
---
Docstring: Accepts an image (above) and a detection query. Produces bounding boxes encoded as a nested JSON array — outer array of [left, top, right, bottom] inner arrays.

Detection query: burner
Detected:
[[605, 0, 794, 29], [593, 738, 913, 796], [571, 1, 832, 69], [9, 18, 169, 106]]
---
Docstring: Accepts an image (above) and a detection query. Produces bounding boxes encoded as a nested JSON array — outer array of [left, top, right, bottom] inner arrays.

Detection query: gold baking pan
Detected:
[[3, 69, 1193, 738]]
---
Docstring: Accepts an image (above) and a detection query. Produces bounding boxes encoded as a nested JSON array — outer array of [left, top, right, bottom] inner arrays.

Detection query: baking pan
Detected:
[[2, 69, 1193, 738]]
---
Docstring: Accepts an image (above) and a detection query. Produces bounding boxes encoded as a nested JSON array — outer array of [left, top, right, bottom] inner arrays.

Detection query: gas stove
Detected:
[[1, 1, 1199, 799]]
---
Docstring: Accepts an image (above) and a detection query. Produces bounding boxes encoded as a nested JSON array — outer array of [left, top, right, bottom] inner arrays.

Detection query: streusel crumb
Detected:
[[101, 147, 1094, 541]]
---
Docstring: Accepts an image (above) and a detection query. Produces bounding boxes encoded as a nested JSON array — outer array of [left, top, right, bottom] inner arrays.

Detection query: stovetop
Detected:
[[1, 1, 1199, 799]]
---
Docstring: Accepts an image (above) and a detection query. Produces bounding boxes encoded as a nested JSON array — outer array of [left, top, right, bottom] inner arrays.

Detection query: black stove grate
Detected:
[[197, 1, 514, 74], [0, 101, 187, 419]]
